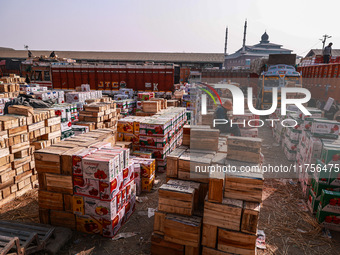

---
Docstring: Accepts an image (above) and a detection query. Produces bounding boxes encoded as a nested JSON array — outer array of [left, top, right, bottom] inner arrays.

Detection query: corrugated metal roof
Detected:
[[0, 49, 224, 63], [305, 49, 340, 58]]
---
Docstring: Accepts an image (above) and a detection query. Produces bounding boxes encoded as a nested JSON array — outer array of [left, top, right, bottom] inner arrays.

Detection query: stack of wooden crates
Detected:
[[151, 127, 264, 255], [0, 105, 62, 205]]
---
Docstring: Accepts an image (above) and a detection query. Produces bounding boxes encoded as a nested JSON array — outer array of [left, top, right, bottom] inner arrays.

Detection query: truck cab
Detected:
[[256, 64, 301, 109]]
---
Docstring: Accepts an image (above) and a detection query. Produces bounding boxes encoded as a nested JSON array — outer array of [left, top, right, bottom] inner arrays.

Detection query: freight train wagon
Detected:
[[298, 63, 340, 101], [51, 64, 179, 92]]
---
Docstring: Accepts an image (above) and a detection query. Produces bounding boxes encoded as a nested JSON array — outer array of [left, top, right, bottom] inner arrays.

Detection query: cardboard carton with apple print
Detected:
[[82, 154, 120, 182], [84, 194, 122, 221], [139, 136, 168, 149], [73, 195, 85, 216], [307, 188, 319, 213], [303, 117, 327, 131], [117, 120, 134, 134], [311, 119, 340, 138], [142, 174, 155, 192], [311, 177, 340, 202], [99, 172, 123, 202], [321, 145, 340, 166], [95, 149, 124, 173], [74, 176, 100, 199], [314, 159, 340, 186], [76, 214, 103, 235], [319, 189, 340, 214], [72, 148, 98, 176], [316, 206, 340, 231]]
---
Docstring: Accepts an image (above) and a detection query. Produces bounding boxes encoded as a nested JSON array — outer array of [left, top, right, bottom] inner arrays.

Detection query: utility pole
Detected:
[[321, 34, 332, 50], [224, 26, 228, 56]]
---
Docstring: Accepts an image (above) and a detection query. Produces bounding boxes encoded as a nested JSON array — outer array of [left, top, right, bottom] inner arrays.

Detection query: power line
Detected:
[[298, 40, 322, 56]]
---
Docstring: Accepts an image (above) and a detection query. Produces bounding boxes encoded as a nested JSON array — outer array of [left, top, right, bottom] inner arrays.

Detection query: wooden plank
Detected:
[[10, 141, 30, 154], [202, 224, 217, 249], [151, 233, 184, 255], [7, 125, 27, 137], [166, 147, 187, 178], [164, 214, 202, 248], [39, 209, 50, 224], [38, 190, 64, 211], [185, 246, 200, 255], [224, 174, 263, 203], [208, 171, 225, 203], [202, 246, 233, 255], [60, 147, 85, 176], [50, 210, 76, 230], [154, 211, 165, 235], [45, 173, 73, 194], [203, 198, 243, 231], [217, 228, 256, 255], [241, 202, 260, 235], [8, 105, 34, 116]]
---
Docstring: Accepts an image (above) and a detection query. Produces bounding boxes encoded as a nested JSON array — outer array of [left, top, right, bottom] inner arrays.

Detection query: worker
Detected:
[[25, 74, 30, 84], [214, 99, 241, 136], [28, 50, 32, 58], [323, 43, 333, 64], [49, 51, 56, 58]]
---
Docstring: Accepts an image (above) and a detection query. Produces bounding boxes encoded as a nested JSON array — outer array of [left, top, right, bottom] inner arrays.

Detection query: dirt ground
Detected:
[[1, 126, 340, 255]]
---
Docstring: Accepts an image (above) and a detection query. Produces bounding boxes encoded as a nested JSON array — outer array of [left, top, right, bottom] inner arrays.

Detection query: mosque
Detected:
[[224, 21, 293, 69]]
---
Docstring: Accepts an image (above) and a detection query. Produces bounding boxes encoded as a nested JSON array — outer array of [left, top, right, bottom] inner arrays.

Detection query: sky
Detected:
[[1, 0, 340, 56]]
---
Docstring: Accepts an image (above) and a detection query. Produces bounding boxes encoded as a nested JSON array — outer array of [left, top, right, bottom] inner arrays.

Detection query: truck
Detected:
[[256, 64, 301, 110], [20, 62, 179, 92]]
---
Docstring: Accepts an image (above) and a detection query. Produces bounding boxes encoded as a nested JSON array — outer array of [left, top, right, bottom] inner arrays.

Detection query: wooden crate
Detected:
[[164, 214, 202, 248], [203, 198, 243, 231], [158, 183, 195, 216]]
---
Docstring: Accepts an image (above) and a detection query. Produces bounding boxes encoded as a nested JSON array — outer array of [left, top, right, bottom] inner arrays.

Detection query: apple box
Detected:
[[321, 145, 340, 165], [76, 215, 103, 235], [311, 119, 340, 138], [319, 189, 340, 214], [84, 195, 121, 221], [82, 154, 120, 182], [73, 195, 85, 215], [316, 207, 340, 231], [72, 148, 97, 176], [74, 176, 100, 199], [99, 172, 123, 201], [102, 207, 126, 238]]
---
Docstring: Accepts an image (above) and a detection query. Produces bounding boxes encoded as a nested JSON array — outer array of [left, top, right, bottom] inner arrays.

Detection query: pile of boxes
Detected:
[[181, 85, 201, 125], [0, 105, 64, 206], [78, 99, 118, 130], [0, 75, 23, 115], [117, 107, 186, 172], [152, 126, 264, 255], [271, 107, 340, 231]]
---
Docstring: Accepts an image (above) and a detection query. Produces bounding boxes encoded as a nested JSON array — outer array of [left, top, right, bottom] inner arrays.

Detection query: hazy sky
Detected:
[[1, 0, 339, 56]]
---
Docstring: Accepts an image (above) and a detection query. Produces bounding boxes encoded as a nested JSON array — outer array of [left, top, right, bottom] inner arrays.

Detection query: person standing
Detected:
[[214, 99, 241, 136], [323, 43, 333, 64]]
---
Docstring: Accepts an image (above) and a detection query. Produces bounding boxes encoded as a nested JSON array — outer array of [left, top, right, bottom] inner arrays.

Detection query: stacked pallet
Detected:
[[78, 101, 117, 129], [36, 128, 117, 230]]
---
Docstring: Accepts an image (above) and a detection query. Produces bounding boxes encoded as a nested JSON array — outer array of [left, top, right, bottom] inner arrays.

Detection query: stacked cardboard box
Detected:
[[35, 129, 117, 230], [115, 99, 136, 116], [73, 146, 136, 238]]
